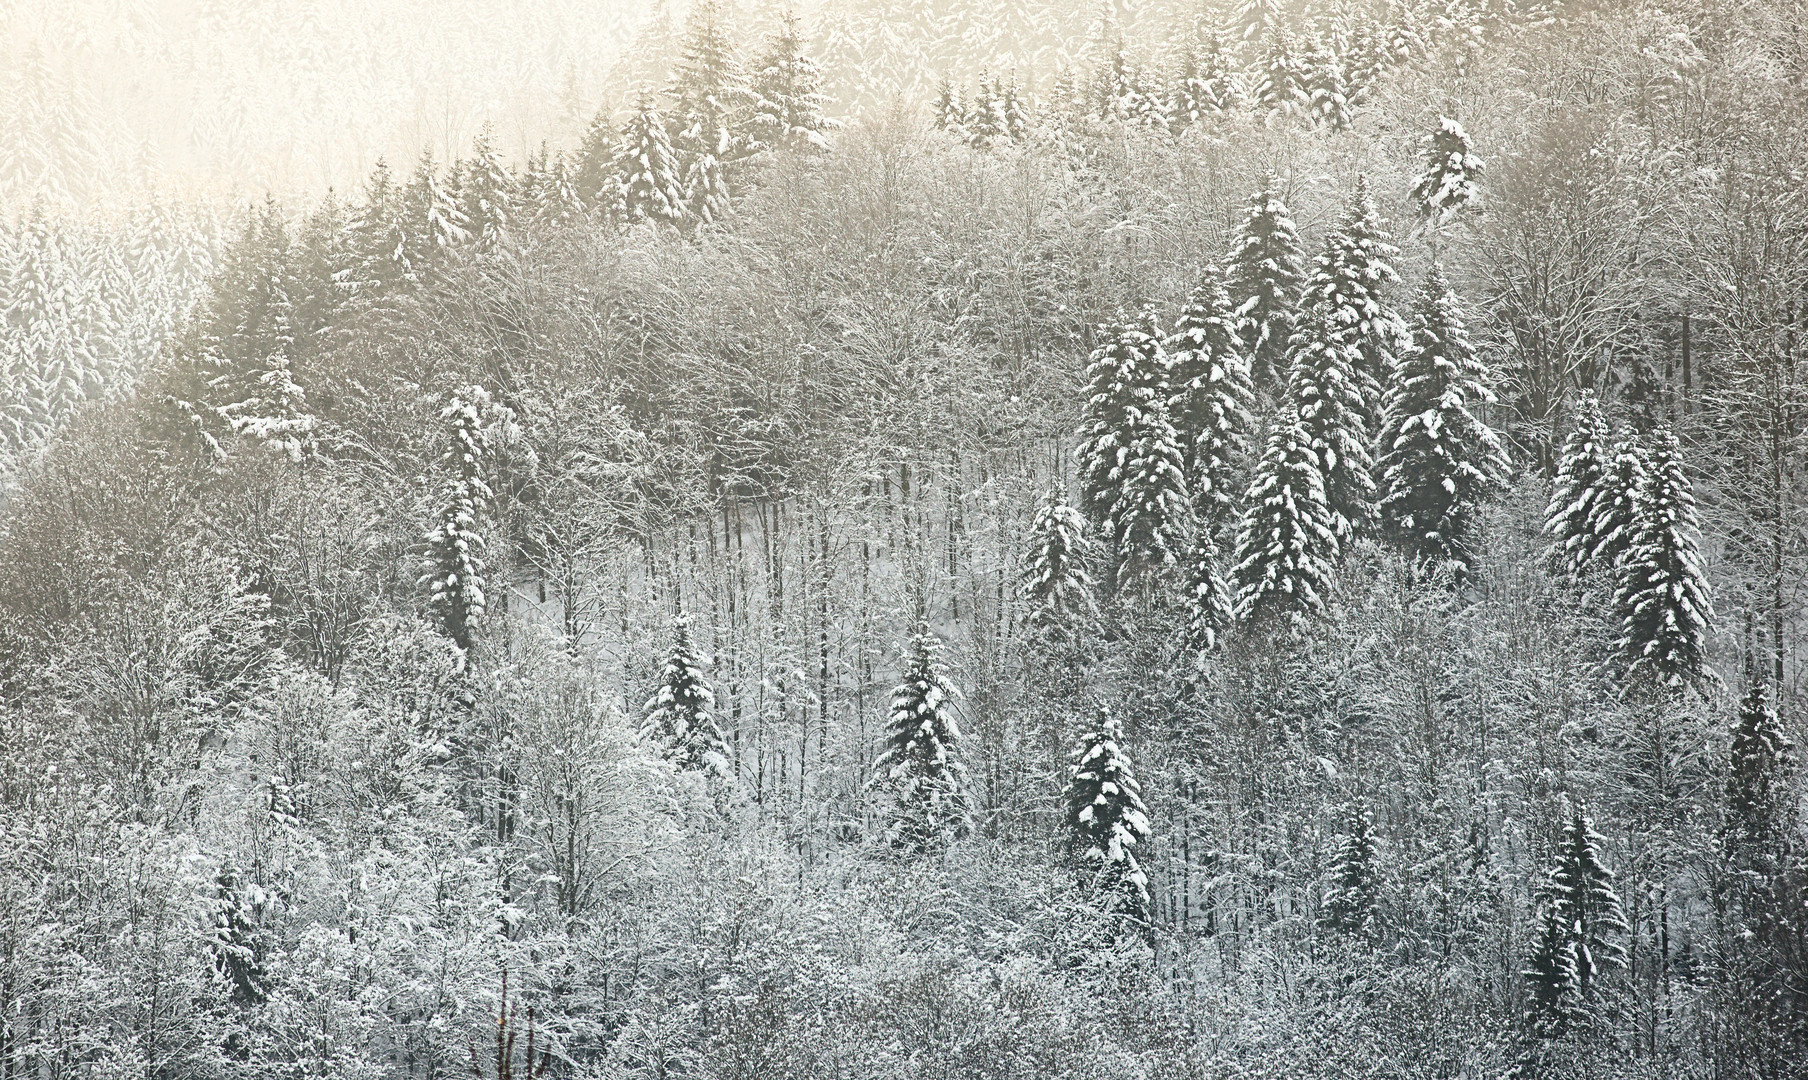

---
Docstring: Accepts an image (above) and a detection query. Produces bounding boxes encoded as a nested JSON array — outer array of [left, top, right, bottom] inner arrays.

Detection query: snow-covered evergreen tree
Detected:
[[667, 0, 750, 226], [1022, 490, 1098, 638], [1076, 317, 1191, 589], [401, 152, 471, 271], [1323, 804, 1382, 934], [1000, 72, 1032, 141], [1253, 31, 1312, 122], [520, 145, 586, 227], [933, 77, 967, 135], [1545, 391, 1614, 578], [749, 12, 836, 153], [1182, 531, 1236, 655], [458, 125, 516, 251], [1375, 266, 1509, 577], [1168, 26, 1238, 128], [1613, 427, 1712, 692], [1231, 416, 1339, 626], [1523, 806, 1629, 1031], [965, 72, 1010, 149], [1301, 176, 1409, 410], [641, 616, 731, 780], [1090, 39, 1166, 127], [1410, 116, 1485, 231], [1226, 183, 1306, 387], [613, 92, 688, 228], [1304, 33, 1353, 131], [872, 630, 969, 853], [1282, 309, 1374, 545], [1065, 710, 1152, 922], [422, 385, 497, 656], [1167, 265, 1254, 526], [1728, 683, 1794, 851], [1585, 435, 1650, 574], [210, 861, 266, 1006]]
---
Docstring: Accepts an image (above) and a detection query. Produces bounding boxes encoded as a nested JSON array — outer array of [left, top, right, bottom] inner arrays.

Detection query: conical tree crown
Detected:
[[1231, 415, 1339, 627], [1302, 176, 1409, 408], [1226, 183, 1305, 387], [1613, 427, 1712, 691], [1410, 116, 1484, 229], [1729, 683, 1794, 835], [614, 93, 688, 227], [750, 12, 834, 152], [1065, 711, 1152, 920], [1323, 804, 1382, 934], [1283, 306, 1374, 544], [1585, 435, 1649, 573], [421, 385, 496, 655], [1547, 807, 1629, 995], [1545, 391, 1613, 577], [1022, 491, 1097, 637], [1182, 530, 1236, 655], [642, 616, 731, 779], [873, 631, 968, 852], [1167, 264, 1253, 525]]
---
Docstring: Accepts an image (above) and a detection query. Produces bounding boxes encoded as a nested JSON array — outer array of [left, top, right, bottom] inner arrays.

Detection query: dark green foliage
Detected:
[[642, 616, 731, 779], [872, 631, 968, 853], [1225, 184, 1305, 387], [1065, 711, 1152, 923], [1323, 804, 1381, 934]]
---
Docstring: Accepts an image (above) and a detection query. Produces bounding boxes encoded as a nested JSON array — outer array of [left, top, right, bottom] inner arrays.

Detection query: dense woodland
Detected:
[[2, 1, 1807, 1077]]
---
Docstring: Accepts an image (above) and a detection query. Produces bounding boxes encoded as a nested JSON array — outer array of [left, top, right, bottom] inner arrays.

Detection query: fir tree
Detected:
[[1323, 804, 1382, 934], [459, 124, 516, 251], [1225, 183, 1306, 387], [1522, 805, 1629, 1032], [1301, 176, 1410, 409], [1182, 530, 1236, 655], [641, 616, 731, 780], [1168, 26, 1237, 128], [1545, 391, 1614, 578], [1409, 116, 1485, 231], [1065, 710, 1152, 922], [872, 630, 969, 853], [1727, 683, 1794, 852], [613, 93, 688, 228], [346, 158, 411, 301], [1253, 30, 1312, 122], [1613, 427, 1712, 691], [932, 77, 967, 136], [1022, 490, 1098, 639], [1000, 73, 1032, 141], [1585, 435, 1650, 574], [667, 0, 751, 226], [1075, 317, 1192, 589], [1375, 267, 1510, 577], [210, 861, 267, 1006], [1304, 33, 1352, 131], [965, 72, 1009, 149], [749, 12, 835, 153], [1166, 264, 1254, 526], [574, 109, 619, 212], [1283, 308, 1374, 545], [520, 145, 585, 228], [1231, 416, 1339, 626], [422, 385, 497, 656], [400, 152, 471, 271]]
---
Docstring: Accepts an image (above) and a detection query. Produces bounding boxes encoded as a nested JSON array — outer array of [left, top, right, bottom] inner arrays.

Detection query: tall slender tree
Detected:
[[613, 92, 688, 228], [1301, 176, 1409, 418], [872, 630, 969, 852], [1232, 416, 1339, 626], [1065, 710, 1152, 924], [1022, 490, 1098, 639], [749, 12, 835, 152], [1323, 804, 1382, 935], [1166, 265, 1254, 527], [1226, 183, 1306, 387], [1545, 391, 1614, 577], [1282, 308, 1374, 544], [423, 385, 498, 657]]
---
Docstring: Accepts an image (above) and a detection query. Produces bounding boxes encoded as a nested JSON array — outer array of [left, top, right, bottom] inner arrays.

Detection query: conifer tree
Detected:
[[932, 77, 967, 136], [1301, 176, 1409, 407], [1166, 265, 1254, 526], [667, 0, 750, 226], [1225, 183, 1306, 387], [210, 861, 267, 1006], [1065, 710, 1152, 922], [459, 125, 516, 251], [347, 159, 411, 301], [749, 12, 835, 153], [1410, 116, 1485, 231], [1323, 804, 1382, 934], [1305, 33, 1353, 130], [401, 152, 471, 271], [422, 385, 497, 656], [1283, 309, 1374, 544], [1182, 531, 1236, 655], [520, 145, 585, 227], [1075, 317, 1192, 589], [1000, 73, 1032, 141], [1545, 391, 1614, 577], [1168, 26, 1237, 128], [641, 616, 731, 780], [613, 92, 688, 228], [1613, 428, 1712, 691], [1727, 683, 1794, 854], [1022, 490, 1098, 638], [574, 109, 620, 212], [1522, 806, 1629, 1032], [1585, 435, 1649, 573], [1232, 416, 1339, 626], [1376, 267, 1509, 577], [1253, 30, 1312, 121], [965, 72, 1009, 149], [872, 630, 969, 852]]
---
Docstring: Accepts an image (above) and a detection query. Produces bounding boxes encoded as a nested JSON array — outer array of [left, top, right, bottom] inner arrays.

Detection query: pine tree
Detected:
[[749, 12, 836, 153], [613, 92, 688, 228], [1523, 806, 1629, 1032], [1323, 804, 1382, 934], [1022, 490, 1098, 638], [1613, 427, 1712, 691], [1075, 317, 1192, 589], [422, 385, 497, 656], [1301, 176, 1410, 410], [1231, 416, 1339, 626], [872, 630, 969, 852], [1375, 267, 1510, 577], [1182, 530, 1236, 654], [641, 616, 731, 779], [1545, 391, 1614, 578], [1283, 308, 1374, 545], [1225, 183, 1306, 387], [1585, 435, 1649, 574], [1409, 116, 1485, 231], [667, 0, 750, 226], [1065, 710, 1152, 922], [1166, 265, 1254, 526]]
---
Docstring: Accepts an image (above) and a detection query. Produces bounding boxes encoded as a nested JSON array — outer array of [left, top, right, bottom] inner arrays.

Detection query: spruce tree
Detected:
[[210, 861, 267, 1006], [1282, 308, 1374, 545], [1375, 267, 1509, 577], [749, 12, 835, 153], [1301, 176, 1409, 410], [932, 77, 967, 136], [1585, 435, 1649, 574], [1728, 683, 1794, 854], [872, 630, 969, 852], [422, 385, 497, 657], [1323, 804, 1382, 934], [667, 0, 750, 226], [965, 72, 1009, 149], [1168, 26, 1237, 128], [1231, 416, 1339, 626], [459, 124, 516, 251], [1000, 73, 1032, 141], [1182, 531, 1236, 655], [1065, 710, 1152, 923], [1410, 116, 1485, 231], [1545, 391, 1614, 578], [1166, 264, 1254, 527], [1225, 183, 1306, 387], [613, 92, 688, 228], [1076, 317, 1193, 589], [400, 151, 471, 271], [1022, 490, 1098, 639], [1253, 30, 1312, 121], [641, 616, 731, 780], [574, 109, 619, 212], [1613, 428, 1712, 692], [1305, 33, 1352, 131], [1523, 805, 1629, 1032]]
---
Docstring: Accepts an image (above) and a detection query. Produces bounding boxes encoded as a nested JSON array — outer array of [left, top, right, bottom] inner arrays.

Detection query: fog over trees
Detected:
[[1, 1, 1806, 1077]]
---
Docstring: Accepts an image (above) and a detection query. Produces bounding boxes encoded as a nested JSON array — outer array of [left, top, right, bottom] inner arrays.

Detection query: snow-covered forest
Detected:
[[1, 0, 1804, 1076]]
